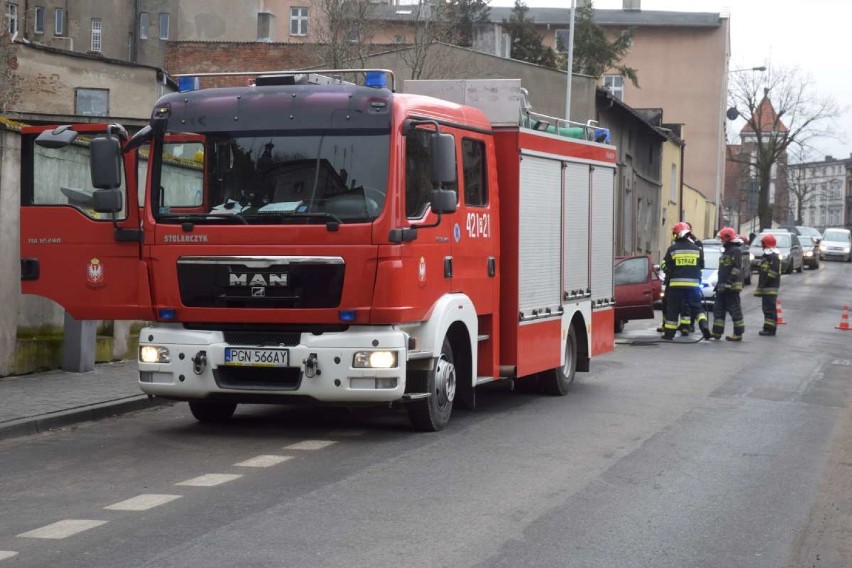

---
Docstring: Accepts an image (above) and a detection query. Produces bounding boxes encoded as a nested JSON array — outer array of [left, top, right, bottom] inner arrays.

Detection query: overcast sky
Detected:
[[490, 0, 851, 163]]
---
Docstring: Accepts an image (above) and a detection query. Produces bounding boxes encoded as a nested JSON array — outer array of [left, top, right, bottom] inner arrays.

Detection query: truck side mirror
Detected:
[[90, 136, 122, 190], [430, 133, 457, 186], [430, 189, 457, 215], [93, 189, 123, 214], [35, 125, 78, 149]]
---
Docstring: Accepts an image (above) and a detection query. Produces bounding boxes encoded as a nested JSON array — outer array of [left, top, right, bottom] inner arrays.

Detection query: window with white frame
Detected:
[[604, 75, 624, 101], [54, 7, 63, 35], [5, 2, 18, 35], [76, 88, 109, 116], [34, 6, 44, 33], [290, 7, 308, 36], [90, 18, 101, 52], [139, 12, 148, 39], [158, 13, 169, 39]]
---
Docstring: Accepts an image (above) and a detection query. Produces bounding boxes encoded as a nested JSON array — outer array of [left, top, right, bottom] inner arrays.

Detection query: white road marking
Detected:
[[18, 520, 108, 539], [0, 551, 18, 562], [235, 455, 292, 468], [283, 440, 337, 451], [328, 429, 368, 437], [176, 473, 242, 487], [105, 494, 182, 511]]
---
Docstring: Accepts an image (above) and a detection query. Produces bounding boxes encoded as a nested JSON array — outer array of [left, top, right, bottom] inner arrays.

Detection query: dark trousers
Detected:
[[663, 287, 708, 339], [712, 292, 744, 336], [761, 295, 777, 334]]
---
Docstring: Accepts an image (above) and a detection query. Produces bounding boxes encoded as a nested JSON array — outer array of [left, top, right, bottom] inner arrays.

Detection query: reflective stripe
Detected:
[[669, 279, 700, 287], [696, 314, 707, 323]]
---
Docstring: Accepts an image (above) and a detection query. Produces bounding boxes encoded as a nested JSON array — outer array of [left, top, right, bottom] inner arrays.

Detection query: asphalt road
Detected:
[[1, 260, 850, 568]]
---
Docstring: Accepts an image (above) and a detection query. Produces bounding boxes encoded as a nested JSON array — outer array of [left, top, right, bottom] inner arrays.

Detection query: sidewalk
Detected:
[[0, 360, 166, 442]]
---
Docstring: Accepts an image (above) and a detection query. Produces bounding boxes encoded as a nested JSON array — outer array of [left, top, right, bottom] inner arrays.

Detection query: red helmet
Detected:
[[717, 227, 736, 242], [760, 233, 777, 248], [672, 222, 691, 239]]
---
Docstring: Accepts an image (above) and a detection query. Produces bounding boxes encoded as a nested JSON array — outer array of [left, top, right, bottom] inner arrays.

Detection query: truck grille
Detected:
[[214, 367, 302, 390], [177, 257, 344, 309], [223, 331, 301, 346]]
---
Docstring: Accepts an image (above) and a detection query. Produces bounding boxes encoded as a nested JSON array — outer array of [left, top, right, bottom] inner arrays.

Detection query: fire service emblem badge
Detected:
[[86, 258, 106, 288]]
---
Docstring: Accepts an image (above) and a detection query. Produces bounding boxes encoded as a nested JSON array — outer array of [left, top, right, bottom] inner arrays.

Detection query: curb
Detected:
[[0, 395, 170, 442]]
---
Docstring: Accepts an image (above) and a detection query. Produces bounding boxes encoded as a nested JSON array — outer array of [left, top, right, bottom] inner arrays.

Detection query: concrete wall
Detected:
[[11, 43, 168, 120], [682, 184, 716, 241], [604, 21, 729, 212], [596, 96, 664, 257], [0, 129, 20, 376], [178, 0, 262, 41], [658, 137, 683, 263]]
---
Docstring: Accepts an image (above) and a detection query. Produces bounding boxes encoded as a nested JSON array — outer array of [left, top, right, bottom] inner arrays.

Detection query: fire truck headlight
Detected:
[[353, 351, 398, 369], [140, 345, 170, 364]]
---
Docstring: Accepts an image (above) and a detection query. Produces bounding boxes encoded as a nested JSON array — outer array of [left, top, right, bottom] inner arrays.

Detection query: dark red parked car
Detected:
[[614, 255, 662, 332]]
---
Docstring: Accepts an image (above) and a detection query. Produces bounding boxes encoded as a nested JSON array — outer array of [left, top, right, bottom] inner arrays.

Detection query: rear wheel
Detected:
[[614, 319, 625, 333], [188, 401, 237, 423], [408, 337, 455, 432], [539, 326, 577, 396]]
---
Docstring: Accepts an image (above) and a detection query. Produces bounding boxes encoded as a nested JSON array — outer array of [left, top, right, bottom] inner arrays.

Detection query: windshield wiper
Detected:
[[244, 211, 343, 231], [160, 213, 249, 225]]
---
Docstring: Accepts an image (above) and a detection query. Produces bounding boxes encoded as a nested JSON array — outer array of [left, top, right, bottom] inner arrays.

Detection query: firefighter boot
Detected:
[[725, 334, 743, 342], [758, 329, 775, 337]]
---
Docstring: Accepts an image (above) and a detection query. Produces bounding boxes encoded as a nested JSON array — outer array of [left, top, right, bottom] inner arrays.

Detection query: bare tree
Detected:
[[727, 66, 842, 229], [313, 0, 378, 69], [395, 1, 453, 80]]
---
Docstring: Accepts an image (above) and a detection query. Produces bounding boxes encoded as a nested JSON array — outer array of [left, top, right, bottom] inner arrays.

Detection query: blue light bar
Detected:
[[365, 72, 387, 89], [339, 310, 356, 322], [158, 308, 177, 320], [178, 76, 200, 93]]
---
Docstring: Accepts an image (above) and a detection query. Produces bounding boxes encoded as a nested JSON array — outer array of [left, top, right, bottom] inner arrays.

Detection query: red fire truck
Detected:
[[20, 71, 616, 431]]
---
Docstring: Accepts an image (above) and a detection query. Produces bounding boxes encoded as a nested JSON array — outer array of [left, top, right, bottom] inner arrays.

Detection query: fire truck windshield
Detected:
[[152, 130, 390, 225]]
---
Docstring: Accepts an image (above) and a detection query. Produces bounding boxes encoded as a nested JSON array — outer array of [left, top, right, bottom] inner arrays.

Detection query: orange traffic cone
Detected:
[[837, 305, 851, 331], [776, 299, 786, 325]]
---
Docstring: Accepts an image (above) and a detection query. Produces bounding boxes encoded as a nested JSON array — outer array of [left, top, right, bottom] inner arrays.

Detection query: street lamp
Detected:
[[564, 0, 577, 121], [715, 65, 766, 232]]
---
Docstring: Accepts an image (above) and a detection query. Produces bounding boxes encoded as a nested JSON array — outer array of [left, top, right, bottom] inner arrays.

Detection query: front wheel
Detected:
[[408, 337, 456, 432], [188, 401, 237, 423], [539, 326, 578, 396]]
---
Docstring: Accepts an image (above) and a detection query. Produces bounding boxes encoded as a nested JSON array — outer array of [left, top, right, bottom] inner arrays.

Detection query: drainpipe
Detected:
[[679, 139, 685, 222], [131, 0, 139, 63]]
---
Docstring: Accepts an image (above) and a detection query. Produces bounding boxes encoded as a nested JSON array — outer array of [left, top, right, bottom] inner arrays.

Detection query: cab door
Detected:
[[20, 124, 154, 320]]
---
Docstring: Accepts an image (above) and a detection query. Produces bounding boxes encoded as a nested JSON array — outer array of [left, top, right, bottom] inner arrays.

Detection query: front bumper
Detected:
[[137, 325, 409, 403]]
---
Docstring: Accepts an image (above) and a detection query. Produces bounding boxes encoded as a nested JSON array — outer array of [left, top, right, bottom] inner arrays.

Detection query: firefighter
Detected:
[[710, 227, 745, 341], [661, 222, 712, 340], [754, 233, 782, 336], [679, 222, 704, 335]]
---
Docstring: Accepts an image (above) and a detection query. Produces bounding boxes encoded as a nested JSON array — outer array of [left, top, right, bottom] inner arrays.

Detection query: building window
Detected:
[[34, 6, 44, 33], [139, 12, 148, 39], [393, 34, 403, 44], [158, 13, 169, 39], [75, 88, 109, 117], [290, 7, 308, 36], [5, 2, 17, 35], [90, 18, 102, 52], [54, 7, 63, 35], [604, 75, 624, 101], [555, 29, 570, 52]]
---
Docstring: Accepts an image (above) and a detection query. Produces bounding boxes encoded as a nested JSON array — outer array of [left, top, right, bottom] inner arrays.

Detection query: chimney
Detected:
[[623, 0, 641, 10]]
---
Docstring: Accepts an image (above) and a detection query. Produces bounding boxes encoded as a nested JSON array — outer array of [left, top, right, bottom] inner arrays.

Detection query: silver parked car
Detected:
[[819, 227, 852, 262], [750, 231, 804, 274]]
